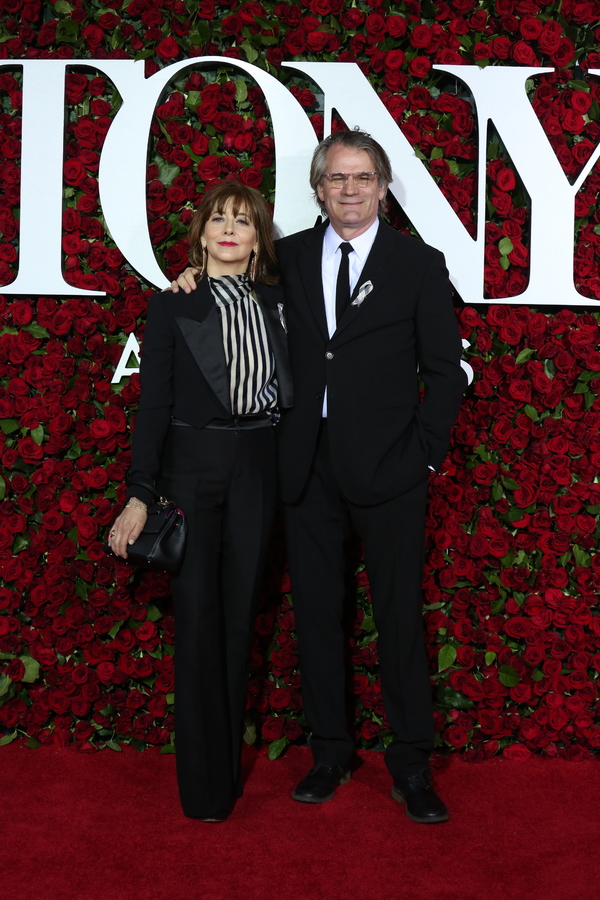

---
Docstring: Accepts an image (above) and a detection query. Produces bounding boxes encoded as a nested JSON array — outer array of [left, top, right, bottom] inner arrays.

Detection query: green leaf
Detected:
[[241, 40, 259, 63], [485, 651, 496, 665], [24, 324, 49, 339], [243, 722, 257, 745], [145, 605, 162, 623], [531, 668, 544, 682], [430, 147, 444, 160], [31, 425, 44, 446], [0, 474, 5, 501], [160, 743, 176, 754], [184, 90, 201, 112], [12, 535, 29, 554], [25, 738, 42, 749], [360, 615, 375, 632], [156, 157, 180, 186], [0, 419, 19, 434], [524, 405, 539, 421], [438, 643, 457, 672], [105, 740, 122, 752], [492, 482, 504, 501], [66, 442, 82, 460], [55, 0, 74, 12], [108, 620, 123, 639], [491, 598, 505, 615], [166, 693, 175, 706], [20, 655, 40, 684], [235, 79, 248, 104], [498, 236, 514, 256], [499, 256, 510, 270], [516, 348, 535, 364], [0, 731, 17, 746], [508, 507, 527, 522], [0, 673, 11, 697], [267, 736, 288, 760], [573, 545, 589, 566], [56, 18, 80, 43], [436, 685, 474, 710], [498, 664, 520, 688]]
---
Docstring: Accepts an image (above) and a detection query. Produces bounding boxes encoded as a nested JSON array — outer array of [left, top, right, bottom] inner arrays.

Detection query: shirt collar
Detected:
[[323, 217, 380, 263]]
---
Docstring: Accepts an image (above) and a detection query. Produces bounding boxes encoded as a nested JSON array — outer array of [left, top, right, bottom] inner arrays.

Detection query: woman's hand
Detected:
[[170, 266, 199, 294], [108, 506, 148, 558]]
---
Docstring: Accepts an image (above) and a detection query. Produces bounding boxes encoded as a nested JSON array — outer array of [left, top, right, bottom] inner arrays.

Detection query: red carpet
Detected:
[[1, 743, 598, 900]]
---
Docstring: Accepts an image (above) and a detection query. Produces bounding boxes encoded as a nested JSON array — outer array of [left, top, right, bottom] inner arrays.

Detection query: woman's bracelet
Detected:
[[125, 497, 148, 511]]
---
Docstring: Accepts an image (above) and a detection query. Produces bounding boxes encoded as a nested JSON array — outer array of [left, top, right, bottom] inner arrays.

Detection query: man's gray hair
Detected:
[[309, 128, 392, 215]]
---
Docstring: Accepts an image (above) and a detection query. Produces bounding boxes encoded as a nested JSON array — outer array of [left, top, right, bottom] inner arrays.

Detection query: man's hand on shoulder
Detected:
[[168, 267, 199, 294]]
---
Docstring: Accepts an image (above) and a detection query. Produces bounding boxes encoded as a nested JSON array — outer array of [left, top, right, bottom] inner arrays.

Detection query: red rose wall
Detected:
[[1, 0, 600, 762]]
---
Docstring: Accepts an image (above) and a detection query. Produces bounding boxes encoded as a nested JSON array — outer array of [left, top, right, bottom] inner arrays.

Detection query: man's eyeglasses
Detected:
[[322, 172, 378, 188]]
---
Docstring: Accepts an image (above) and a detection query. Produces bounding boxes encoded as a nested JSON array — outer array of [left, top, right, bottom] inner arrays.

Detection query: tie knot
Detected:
[[339, 242, 353, 258]]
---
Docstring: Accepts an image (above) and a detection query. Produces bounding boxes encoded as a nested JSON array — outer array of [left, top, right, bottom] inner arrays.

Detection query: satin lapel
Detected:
[[295, 224, 328, 340], [174, 281, 231, 414], [254, 286, 294, 409], [334, 222, 397, 337]]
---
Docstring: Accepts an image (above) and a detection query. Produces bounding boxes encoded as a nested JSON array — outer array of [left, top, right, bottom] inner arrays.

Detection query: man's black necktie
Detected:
[[335, 242, 353, 323]]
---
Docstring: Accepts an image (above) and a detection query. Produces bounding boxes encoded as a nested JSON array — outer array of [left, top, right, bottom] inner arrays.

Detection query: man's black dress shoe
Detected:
[[292, 763, 351, 803], [392, 770, 449, 823]]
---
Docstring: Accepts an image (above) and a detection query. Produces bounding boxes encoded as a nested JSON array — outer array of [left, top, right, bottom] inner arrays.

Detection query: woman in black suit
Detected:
[[108, 183, 292, 821]]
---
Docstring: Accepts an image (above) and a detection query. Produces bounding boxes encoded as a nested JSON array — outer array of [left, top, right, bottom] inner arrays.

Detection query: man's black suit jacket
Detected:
[[127, 278, 293, 506], [276, 219, 467, 507]]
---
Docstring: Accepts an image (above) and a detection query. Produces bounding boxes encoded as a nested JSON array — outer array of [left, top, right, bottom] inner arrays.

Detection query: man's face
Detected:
[[316, 145, 386, 239]]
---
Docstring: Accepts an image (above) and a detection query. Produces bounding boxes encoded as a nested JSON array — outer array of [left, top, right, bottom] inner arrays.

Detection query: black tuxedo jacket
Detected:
[[127, 279, 293, 505], [276, 219, 467, 506]]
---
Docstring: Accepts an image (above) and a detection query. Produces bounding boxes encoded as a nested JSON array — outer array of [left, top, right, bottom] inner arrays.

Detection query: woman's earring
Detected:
[[249, 247, 258, 282], [198, 244, 208, 278]]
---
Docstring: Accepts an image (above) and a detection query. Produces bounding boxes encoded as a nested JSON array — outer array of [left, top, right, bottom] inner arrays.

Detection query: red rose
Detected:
[[386, 15, 407, 37], [270, 688, 291, 711], [340, 9, 365, 29], [7, 657, 25, 682], [156, 37, 180, 60], [262, 716, 284, 741], [283, 720, 303, 740], [408, 56, 432, 79], [410, 24, 432, 49], [550, 38, 575, 67], [306, 31, 329, 52], [360, 720, 380, 740], [511, 41, 539, 66], [239, 168, 262, 188], [283, 29, 307, 55], [502, 744, 532, 760], [519, 16, 542, 40]]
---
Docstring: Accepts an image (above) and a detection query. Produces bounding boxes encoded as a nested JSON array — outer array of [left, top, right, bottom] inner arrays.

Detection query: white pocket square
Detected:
[[277, 302, 287, 333], [351, 280, 373, 307]]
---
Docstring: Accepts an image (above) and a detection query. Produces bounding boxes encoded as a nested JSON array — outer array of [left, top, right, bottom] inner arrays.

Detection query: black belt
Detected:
[[172, 414, 273, 431]]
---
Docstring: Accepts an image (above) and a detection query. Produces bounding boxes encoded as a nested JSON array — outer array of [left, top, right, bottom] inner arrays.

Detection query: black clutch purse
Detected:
[[107, 482, 187, 575]]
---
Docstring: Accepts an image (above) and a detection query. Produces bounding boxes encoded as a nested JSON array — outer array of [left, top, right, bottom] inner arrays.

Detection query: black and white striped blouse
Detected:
[[208, 274, 277, 415]]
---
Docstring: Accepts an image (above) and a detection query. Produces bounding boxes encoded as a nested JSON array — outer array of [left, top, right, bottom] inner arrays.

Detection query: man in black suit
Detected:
[[275, 130, 466, 823], [174, 130, 466, 823]]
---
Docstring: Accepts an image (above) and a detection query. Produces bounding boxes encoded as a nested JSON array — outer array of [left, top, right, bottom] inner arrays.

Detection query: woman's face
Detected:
[[201, 201, 257, 277]]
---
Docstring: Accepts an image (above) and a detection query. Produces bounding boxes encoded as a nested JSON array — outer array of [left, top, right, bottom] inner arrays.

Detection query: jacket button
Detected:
[[325, 351, 334, 360]]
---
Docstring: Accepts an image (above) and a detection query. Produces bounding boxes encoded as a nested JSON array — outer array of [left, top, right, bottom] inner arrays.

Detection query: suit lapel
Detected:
[[295, 223, 329, 339], [334, 221, 397, 337], [254, 285, 294, 409], [174, 280, 231, 413]]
